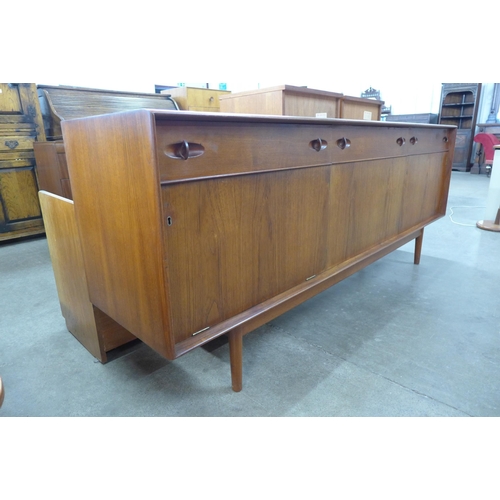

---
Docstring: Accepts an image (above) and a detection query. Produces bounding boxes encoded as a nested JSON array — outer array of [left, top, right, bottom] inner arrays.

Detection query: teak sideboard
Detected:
[[56, 110, 456, 391]]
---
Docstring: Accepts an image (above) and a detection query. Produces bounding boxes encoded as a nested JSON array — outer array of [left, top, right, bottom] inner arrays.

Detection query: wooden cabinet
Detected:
[[34, 85, 180, 198], [219, 85, 383, 120], [33, 141, 72, 199], [438, 83, 481, 171], [386, 113, 439, 124], [339, 95, 383, 120], [219, 85, 342, 118], [0, 83, 46, 241], [37, 85, 179, 140], [57, 110, 455, 391], [163, 87, 230, 112]]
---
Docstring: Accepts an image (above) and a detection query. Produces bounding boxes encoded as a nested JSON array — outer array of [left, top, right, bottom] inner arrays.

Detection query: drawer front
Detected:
[[187, 89, 227, 109], [0, 135, 36, 153], [332, 125, 452, 162], [156, 121, 454, 183], [157, 122, 333, 183]]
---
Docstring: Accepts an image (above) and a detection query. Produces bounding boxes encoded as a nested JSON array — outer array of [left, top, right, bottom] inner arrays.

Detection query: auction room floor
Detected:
[[1, 172, 499, 417]]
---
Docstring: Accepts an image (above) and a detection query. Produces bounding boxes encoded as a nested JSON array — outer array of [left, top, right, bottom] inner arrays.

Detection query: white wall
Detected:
[[9, 0, 497, 119], [477, 84, 496, 123]]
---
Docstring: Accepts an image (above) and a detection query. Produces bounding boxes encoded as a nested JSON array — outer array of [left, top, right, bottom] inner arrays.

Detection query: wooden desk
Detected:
[[60, 110, 456, 391], [34, 85, 180, 199], [37, 85, 179, 140]]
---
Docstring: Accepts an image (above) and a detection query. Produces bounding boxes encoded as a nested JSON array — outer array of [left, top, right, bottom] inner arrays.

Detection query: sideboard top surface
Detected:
[[66, 108, 457, 130]]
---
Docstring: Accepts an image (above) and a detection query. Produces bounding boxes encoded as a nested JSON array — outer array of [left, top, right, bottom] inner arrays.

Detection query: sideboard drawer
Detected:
[[156, 121, 454, 183], [156, 122, 335, 183], [331, 125, 452, 162]]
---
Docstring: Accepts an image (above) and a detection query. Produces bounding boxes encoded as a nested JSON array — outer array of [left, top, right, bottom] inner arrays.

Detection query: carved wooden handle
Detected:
[[310, 138, 327, 152], [165, 141, 205, 160], [336, 137, 351, 150]]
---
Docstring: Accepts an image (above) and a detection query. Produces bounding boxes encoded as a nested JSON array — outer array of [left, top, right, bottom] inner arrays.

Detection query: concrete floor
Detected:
[[1, 172, 499, 416]]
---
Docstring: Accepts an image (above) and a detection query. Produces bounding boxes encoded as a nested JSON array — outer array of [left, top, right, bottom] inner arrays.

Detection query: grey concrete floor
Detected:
[[1, 172, 499, 416]]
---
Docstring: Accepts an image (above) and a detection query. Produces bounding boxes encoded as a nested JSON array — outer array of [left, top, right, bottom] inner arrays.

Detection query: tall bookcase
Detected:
[[438, 83, 482, 172]]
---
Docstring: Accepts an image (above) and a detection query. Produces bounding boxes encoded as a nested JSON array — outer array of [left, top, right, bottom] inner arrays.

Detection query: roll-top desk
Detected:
[[56, 110, 456, 391]]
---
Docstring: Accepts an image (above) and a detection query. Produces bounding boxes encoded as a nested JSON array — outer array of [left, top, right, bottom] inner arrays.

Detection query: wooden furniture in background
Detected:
[[473, 133, 500, 176], [218, 85, 383, 120], [340, 95, 383, 121], [34, 85, 180, 197], [60, 110, 456, 391], [33, 141, 71, 199], [39, 191, 136, 361], [162, 86, 230, 112], [477, 123, 500, 140], [37, 85, 179, 139], [219, 85, 342, 118], [0, 83, 46, 241], [473, 123, 500, 174], [385, 113, 439, 124], [361, 87, 392, 117], [438, 83, 482, 172]]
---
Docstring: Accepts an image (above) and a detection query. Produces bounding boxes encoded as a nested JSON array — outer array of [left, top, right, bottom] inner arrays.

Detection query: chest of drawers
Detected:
[[0, 83, 46, 241]]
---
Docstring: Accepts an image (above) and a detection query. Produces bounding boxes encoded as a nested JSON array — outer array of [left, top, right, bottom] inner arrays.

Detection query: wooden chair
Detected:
[[474, 133, 500, 176]]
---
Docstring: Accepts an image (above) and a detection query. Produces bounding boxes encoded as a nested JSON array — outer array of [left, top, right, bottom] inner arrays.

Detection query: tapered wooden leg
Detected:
[[0, 377, 4, 408], [228, 328, 243, 392], [414, 229, 424, 265]]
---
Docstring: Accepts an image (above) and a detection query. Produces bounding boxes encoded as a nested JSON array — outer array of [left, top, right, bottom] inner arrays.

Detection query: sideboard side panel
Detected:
[[62, 110, 174, 359]]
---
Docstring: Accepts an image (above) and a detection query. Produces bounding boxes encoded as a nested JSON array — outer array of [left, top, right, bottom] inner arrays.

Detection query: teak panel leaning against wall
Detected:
[[61, 110, 456, 391]]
